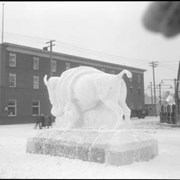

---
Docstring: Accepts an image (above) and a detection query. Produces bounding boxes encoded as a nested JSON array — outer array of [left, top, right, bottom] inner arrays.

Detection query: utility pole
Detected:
[[150, 82, 153, 105], [159, 83, 161, 106], [44, 40, 55, 78], [2, 3, 4, 43], [174, 78, 178, 125], [149, 61, 158, 116]]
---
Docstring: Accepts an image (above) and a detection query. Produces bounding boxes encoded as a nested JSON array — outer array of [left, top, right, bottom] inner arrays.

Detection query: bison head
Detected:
[[44, 75, 61, 116]]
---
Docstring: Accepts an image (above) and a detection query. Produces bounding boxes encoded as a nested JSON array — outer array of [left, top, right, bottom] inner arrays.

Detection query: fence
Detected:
[[160, 104, 176, 124]]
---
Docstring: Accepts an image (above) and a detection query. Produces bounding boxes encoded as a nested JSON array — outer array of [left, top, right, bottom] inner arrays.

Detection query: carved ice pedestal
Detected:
[[26, 129, 158, 166]]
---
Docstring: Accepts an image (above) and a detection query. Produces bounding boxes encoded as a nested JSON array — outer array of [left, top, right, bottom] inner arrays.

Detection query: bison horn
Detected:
[[44, 74, 48, 86]]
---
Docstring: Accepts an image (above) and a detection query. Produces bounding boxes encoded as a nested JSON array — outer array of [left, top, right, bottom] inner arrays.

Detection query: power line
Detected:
[[1, 31, 154, 64], [3, 33, 149, 68], [4, 34, 46, 44], [2, 31, 180, 70], [159, 61, 179, 64], [4, 31, 49, 41]]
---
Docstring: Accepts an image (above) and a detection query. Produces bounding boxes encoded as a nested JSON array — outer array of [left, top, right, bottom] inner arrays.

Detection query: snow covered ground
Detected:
[[0, 116, 180, 179]]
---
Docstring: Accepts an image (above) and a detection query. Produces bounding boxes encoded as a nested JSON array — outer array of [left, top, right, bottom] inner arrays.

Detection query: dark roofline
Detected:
[[1, 42, 146, 72]]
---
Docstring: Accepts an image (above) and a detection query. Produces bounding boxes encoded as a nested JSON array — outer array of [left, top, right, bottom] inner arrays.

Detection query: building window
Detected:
[[129, 102, 134, 110], [9, 53, 16, 67], [33, 76, 39, 89], [101, 68, 105, 72], [137, 74, 141, 83], [9, 73, 16, 87], [110, 69, 115, 74], [32, 100, 40, 116], [138, 87, 141, 95], [33, 57, 39, 70], [8, 99, 16, 116], [130, 86, 133, 94], [52, 60, 57, 72], [66, 62, 71, 70]]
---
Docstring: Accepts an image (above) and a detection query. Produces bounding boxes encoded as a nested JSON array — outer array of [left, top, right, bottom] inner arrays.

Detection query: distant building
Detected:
[[0, 42, 146, 124]]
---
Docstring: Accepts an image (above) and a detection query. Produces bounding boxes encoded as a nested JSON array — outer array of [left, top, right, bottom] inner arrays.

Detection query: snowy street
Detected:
[[0, 116, 180, 179]]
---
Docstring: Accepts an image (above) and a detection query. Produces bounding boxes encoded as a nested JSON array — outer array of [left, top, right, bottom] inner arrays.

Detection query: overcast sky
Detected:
[[1, 1, 180, 95]]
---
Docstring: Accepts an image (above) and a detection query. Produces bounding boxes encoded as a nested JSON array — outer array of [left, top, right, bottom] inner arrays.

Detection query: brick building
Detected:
[[0, 42, 146, 124]]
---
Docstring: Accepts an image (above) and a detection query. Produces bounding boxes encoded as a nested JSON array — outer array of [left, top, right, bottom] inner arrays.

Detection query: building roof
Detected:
[[1, 42, 146, 74]]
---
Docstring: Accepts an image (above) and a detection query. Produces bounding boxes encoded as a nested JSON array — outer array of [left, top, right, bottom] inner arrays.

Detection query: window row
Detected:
[[9, 73, 39, 89], [7, 100, 40, 116], [9, 53, 41, 70], [9, 53, 70, 73], [8, 53, 141, 82], [129, 86, 142, 95], [129, 74, 141, 83], [9, 73, 143, 93]]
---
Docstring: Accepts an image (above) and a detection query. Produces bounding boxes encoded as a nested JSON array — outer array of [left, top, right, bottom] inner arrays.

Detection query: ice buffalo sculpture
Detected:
[[27, 66, 158, 166], [44, 66, 132, 129]]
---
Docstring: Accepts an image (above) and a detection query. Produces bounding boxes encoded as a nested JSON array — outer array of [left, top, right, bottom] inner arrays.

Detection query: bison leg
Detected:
[[51, 104, 64, 117], [103, 100, 124, 129], [119, 100, 131, 124], [63, 102, 81, 129], [118, 81, 131, 124]]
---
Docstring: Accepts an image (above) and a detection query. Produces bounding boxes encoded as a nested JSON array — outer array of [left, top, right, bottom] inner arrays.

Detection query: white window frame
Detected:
[[9, 53, 16, 67], [33, 76, 39, 89], [9, 73, 16, 87], [52, 60, 57, 72], [65, 62, 71, 70], [129, 102, 134, 110], [32, 100, 40, 116], [33, 57, 39, 70], [110, 69, 115, 74], [8, 99, 17, 116], [101, 68, 105, 72]]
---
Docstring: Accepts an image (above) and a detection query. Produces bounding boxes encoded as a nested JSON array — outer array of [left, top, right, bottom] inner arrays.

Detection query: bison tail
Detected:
[[117, 69, 132, 79]]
